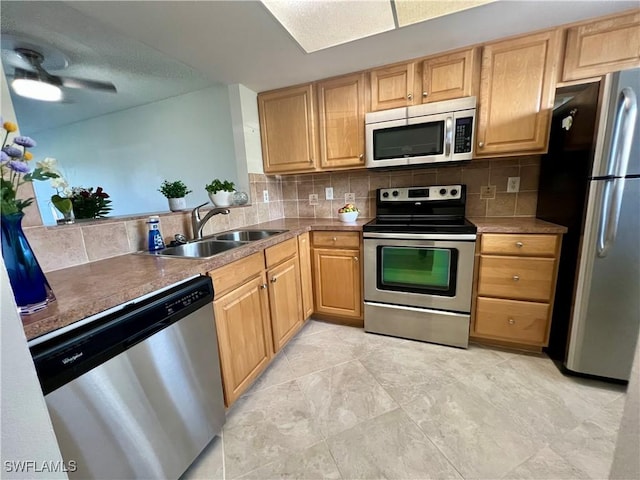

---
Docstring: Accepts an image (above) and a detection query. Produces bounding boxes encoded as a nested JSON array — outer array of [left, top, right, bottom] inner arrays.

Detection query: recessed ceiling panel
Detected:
[[261, 0, 395, 53], [395, 0, 498, 27]]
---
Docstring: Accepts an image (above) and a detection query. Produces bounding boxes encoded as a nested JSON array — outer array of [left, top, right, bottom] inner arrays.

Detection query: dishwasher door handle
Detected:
[[124, 319, 171, 348]]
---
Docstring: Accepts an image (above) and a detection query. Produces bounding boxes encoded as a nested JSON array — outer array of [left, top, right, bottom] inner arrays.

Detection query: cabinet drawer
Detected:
[[475, 297, 549, 345], [478, 256, 555, 301], [312, 231, 360, 248], [265, 237, 297, 268], [481, 234, 558, 257], [209, 252, 265, 297]]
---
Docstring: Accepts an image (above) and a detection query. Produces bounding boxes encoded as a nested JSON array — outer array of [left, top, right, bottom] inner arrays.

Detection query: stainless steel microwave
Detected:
[[365, 96, 476, 168]]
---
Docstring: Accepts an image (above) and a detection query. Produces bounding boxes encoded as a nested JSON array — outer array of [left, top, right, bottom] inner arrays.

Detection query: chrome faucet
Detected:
[[191, 202, 230, 239]]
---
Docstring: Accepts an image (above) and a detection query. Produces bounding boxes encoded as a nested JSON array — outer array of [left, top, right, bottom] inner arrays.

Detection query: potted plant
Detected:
[[205, 179, 235, 207], [158, 180, 192, 211]]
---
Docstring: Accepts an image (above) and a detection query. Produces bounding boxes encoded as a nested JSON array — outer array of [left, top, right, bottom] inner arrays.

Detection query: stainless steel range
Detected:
[[363, 184, 477, 348]]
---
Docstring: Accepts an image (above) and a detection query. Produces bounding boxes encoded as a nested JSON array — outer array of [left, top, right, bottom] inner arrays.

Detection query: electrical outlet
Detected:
[[263, 190, 269, 203], [345, 192, 356, 203], [325, 187, 334, 200], [507, 177, 520, 193], [480, 185, 496, 200], [309, 193, 319, 206]]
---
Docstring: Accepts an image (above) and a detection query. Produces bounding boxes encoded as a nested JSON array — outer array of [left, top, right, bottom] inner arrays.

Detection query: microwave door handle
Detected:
[[444, 117, 453, 157]]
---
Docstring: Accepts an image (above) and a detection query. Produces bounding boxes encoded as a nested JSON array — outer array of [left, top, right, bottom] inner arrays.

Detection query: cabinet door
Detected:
[[370, 63, 418, 111], [258, 84, 318, 173], [317, 73, 367, 169], [268, 257, 303, 352], [421, 48, 479, 103], [476, 30, 560, 157], [298, 233, 314, 320], [214, 274, 272, 406], [312, 248, 362, 318], [563, 11, 640, 81]]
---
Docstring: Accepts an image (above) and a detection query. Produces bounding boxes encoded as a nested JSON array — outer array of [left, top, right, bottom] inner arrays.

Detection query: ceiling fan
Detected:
[[5, 47, 117, 101]]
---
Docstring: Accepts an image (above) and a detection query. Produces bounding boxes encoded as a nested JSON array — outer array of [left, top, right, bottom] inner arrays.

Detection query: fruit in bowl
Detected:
[[338, 204, 359, 223]]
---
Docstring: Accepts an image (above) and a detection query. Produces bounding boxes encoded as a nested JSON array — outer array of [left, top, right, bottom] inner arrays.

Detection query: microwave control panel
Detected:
[[454, 117, 473, 154]]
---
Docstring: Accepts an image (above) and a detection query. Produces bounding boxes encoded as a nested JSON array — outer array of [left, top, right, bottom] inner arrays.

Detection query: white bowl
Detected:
[[208, 191, 235, 207], [338, 211, 359, 223]]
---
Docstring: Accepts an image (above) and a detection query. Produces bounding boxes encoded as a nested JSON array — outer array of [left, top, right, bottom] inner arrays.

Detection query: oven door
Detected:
[[363, 233, 476, 313]]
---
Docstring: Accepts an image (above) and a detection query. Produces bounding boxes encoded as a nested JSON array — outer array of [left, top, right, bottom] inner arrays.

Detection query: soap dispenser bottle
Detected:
[[147, 216, 165, 251]]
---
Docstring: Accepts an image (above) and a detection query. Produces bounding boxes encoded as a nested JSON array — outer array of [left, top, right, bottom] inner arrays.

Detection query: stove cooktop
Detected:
[[363, 217, 477, 234]]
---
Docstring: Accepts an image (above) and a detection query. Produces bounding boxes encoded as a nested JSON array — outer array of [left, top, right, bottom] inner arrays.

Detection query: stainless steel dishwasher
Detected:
[[28, 276, 225, 479]]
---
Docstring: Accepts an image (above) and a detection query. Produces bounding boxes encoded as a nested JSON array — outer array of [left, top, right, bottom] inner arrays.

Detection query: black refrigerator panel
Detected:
[[537, 82, 600, 361]]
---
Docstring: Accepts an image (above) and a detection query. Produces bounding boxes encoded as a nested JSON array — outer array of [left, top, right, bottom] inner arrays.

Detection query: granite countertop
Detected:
[[467, 217, 568, 234], [23, 218, 371, 341]]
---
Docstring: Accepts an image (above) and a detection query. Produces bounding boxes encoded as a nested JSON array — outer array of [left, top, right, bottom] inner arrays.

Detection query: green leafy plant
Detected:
[[205, 179, 235, 194], [71, 187, 112, 219], [158, 180, 192, 198]]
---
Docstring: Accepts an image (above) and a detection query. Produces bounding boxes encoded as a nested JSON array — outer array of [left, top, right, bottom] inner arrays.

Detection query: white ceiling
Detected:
[[1, 1, 636, 134]]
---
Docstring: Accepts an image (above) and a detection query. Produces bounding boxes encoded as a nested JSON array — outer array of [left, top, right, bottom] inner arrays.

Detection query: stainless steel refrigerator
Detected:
[[537, 68, 639, 382]]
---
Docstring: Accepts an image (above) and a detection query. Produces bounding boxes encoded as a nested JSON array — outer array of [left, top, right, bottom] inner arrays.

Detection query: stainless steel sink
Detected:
[[146, 240, 247, 259], [213, 229, 287, 242]]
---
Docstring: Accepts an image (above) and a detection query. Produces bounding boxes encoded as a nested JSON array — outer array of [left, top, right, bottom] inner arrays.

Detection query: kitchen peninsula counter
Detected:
[[22, 218, 370, 341]]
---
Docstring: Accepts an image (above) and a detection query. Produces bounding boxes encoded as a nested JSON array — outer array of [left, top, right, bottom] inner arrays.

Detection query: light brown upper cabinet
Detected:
[[420, 48, 480, 103], [258, 84, 318, 173], [562, 10, 640, 82], [370, 63, 419, 111], [475, 30, 561, 157], [317, 73, 367, 169]]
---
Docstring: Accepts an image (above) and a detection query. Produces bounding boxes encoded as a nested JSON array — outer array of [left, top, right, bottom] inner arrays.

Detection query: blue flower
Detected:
[[13, 136, 36, 148], [2, 145, 22, 158], [0, 151, 9, 163], [7, 160, 30, 174]]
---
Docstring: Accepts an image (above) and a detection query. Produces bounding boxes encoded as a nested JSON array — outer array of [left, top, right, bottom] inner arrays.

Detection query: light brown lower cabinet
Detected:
[[471, 233, 562, 350], [210, 254, 272, 406], [267, 255, 303, 352], [311, 231, 363, 323], [298, 232, 314, 319]]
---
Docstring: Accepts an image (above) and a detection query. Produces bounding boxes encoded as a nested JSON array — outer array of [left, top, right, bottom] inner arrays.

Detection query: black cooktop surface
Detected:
[[363, 217, 477, 234]]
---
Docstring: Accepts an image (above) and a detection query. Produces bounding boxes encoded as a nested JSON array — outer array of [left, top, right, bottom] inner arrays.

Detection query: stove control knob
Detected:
[[392, 190, 399, 197], [382, 192, 389, 198], [439, 188, 447, 196], [451, 189, 458, 196]]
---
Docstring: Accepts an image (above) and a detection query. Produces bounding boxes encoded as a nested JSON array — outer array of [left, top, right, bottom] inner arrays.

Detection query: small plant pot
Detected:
[[208, 191, 235, 207], [168, 197, 187, 211]]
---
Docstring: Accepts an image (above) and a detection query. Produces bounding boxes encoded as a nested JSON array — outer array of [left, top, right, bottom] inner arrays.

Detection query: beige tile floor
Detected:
[[182, 319, 626, 480]]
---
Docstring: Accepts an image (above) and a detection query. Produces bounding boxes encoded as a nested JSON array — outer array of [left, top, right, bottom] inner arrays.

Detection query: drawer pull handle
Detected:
[[508, 318, 515, 325], [516, 241, 524, 248], [513, 275, 520, 281]]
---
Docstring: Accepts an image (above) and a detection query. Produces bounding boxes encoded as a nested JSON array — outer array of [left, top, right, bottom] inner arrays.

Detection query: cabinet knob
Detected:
[[478, 141, 484, 148], [516, 241, 524, 248], [512, 275, 520, 281], [332, 237, 337, 242], [271, 277, 277, 283], [261, 283, 267, 289], [309, 158, 313, 163], [359, 153, 364, 160], [422, 91, 428, 98], [407, 93, 413, 100], [353, 256, 359, 262], [508, 318, 515, 325]]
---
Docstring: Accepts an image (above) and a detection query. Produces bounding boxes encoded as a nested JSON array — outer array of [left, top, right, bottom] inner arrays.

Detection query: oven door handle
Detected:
[[363, 232, 476, 241]]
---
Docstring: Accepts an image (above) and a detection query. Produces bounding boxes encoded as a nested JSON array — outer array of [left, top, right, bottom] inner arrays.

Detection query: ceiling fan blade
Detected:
[[58, 76, 117, 93]]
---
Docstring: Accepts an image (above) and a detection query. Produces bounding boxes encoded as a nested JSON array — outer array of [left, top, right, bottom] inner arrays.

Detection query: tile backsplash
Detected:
[[26, 158, 540, 273], [280, 156, 540, 219]]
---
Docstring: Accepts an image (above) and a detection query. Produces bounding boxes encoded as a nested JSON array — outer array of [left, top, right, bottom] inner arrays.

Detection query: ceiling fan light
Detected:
[[12, 78, 62, 102]]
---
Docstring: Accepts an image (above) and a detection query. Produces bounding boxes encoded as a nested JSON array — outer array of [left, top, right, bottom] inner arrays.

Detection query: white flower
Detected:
[[50, 177, 69, 189], [37, 157, 58, 173]]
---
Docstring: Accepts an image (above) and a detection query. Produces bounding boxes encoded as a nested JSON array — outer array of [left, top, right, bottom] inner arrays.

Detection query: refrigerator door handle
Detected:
[[597, 178, 625, 257], [604, 87, 637, 178]]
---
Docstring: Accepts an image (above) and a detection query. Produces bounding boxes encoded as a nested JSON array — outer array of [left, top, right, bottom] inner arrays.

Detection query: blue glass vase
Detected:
[[1, 212, 55, 314]]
